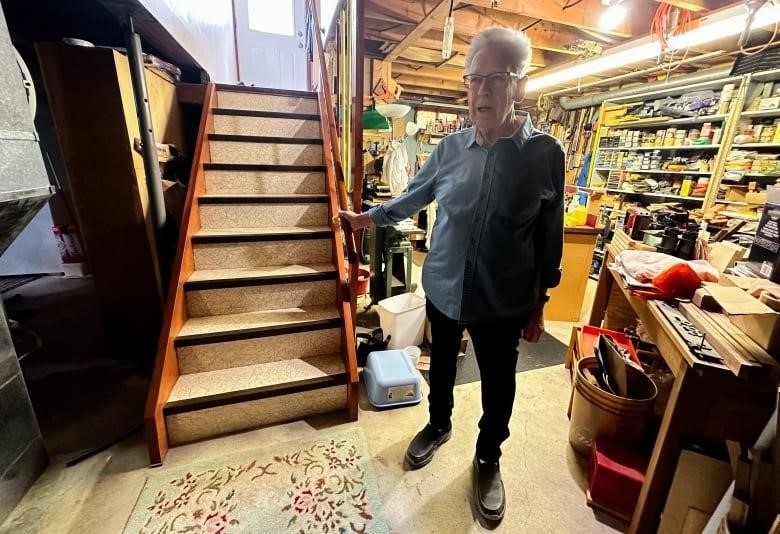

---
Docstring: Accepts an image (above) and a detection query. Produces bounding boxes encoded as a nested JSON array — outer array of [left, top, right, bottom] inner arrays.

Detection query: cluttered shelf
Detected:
[[597, 145, 721, 152], [603, 114, 728, 129], [606, 190, 706, 201], [594, 168, 712, 176]]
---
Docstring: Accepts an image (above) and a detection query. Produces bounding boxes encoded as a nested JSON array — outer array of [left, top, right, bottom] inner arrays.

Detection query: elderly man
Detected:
[[340, 27, 564, 522]]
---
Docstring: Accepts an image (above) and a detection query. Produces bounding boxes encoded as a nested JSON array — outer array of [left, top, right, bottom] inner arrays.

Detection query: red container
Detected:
[[580, 325, 640, 366], [357, 268, 370, 296], [587, 438, 647, 521]]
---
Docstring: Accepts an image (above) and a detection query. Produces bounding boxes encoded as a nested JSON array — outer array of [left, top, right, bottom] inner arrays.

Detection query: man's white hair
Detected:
[[465, 27, 533, 76]]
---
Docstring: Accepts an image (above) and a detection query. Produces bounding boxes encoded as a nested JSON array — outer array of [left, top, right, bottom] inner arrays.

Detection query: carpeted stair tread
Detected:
[[193, 226, 331, 238], [198, 193, 328, 202], [177, 305, 341, 340], [187, 264, 336, 284], [166, 353, 345, 408]]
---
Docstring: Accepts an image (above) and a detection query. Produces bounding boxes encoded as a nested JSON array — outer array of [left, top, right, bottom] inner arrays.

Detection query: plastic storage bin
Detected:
[[363, 349, 422, 408], [376, 293, 426, 349]]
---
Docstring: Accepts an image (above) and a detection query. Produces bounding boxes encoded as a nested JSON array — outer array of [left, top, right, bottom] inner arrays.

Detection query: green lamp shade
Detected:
[[363, 108, 391, 131]]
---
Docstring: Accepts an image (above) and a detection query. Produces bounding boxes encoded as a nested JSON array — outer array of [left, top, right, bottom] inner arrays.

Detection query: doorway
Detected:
[[233, 0, 307, 90]]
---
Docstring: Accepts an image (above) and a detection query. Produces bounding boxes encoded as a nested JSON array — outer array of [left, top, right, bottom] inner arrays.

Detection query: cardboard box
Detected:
[[705, 285, 780, 357], [659, 450, 733, 534], [725, 186, 748, 202]]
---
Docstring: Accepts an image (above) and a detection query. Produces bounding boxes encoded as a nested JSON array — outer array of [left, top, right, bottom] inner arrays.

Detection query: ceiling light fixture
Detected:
[[599, 0, 627, 31], [527, 2, 780, 93]]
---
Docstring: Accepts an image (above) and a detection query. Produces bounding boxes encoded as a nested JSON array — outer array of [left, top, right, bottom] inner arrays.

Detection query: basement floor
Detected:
[[2, 263, 617, 532]]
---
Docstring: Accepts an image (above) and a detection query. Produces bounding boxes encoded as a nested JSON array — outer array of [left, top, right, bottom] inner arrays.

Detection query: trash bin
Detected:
[[569, 357, 657, 456], [376, 293, 426, 349]]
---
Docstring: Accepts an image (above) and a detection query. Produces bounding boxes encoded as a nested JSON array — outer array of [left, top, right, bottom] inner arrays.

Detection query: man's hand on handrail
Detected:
[[336, 211, 371, 232]]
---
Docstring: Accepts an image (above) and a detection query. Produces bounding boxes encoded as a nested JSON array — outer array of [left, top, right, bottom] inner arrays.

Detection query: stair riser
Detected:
[[186, 279, 337, 317], [205, 170, 326, 195], [166, 385, 346, 445], [217, 92, 318, 114], [193, 239, 332, 270], [177, 328, 342, 374], [210, 141, 323, 166], [199, 203, 329, 229], [213, 115, 321, 138]]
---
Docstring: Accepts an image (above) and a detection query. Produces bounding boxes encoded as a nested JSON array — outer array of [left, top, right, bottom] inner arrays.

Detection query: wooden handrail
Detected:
[[307, 0, 359, 420], [144, 83, 216, 465]]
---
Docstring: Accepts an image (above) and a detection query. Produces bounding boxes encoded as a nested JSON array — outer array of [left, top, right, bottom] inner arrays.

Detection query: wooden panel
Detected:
[[144, 83, 216, 465], [36, 43, 169, 363], [547, 230, 598, 322]]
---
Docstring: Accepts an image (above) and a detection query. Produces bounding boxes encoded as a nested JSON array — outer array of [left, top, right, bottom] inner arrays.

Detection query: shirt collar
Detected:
[[463, 111, 535, 150]]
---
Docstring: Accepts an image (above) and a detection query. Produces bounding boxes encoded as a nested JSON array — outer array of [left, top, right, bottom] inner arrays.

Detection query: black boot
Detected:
[[473, 456, 505, 522], [404, 423, 452, 469]]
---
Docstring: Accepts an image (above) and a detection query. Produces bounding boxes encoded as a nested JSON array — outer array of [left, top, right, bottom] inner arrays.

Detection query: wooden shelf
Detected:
[[606, 188, 705, 201], [732, 143, 780, 149], [715, 200, 763, 206], [741, 109, 780, 119], [597, 145, 720, 151], [604, 114, 727, 129], [595, 168, 711, 175]]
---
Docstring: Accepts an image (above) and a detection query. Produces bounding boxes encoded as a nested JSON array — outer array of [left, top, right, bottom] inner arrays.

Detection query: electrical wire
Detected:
[[562, 0, 585, 10], [448, 0, 454, 17], [740, 0, 778, 56], [650, 2, 693, 54], [522, 19, 542, 31]]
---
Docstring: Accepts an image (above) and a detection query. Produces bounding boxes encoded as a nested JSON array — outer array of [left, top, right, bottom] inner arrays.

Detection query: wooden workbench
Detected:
[[588, 244, 779, 534]]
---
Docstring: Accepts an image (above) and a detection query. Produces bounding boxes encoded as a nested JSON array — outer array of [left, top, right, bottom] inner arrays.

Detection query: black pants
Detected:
[[426, 299, 527, 462]]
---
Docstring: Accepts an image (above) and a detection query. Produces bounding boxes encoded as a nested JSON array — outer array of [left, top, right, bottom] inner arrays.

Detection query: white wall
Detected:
[[139, 0, 238, 83]]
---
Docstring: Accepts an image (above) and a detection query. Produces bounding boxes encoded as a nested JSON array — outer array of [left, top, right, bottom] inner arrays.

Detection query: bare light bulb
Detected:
[[442, 16, 454, 59], [599, 4, 626, 30]]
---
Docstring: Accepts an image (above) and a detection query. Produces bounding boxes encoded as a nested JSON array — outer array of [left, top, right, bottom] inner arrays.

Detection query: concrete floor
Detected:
[[2, 261, 614, 533]]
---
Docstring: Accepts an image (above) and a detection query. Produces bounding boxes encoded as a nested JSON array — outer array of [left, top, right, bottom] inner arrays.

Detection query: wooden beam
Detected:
[[385, 0, 458, 62], [394, 74, 465, 91], [453, 8, 582, 55], [399, 85, 467, 98], [653, 0, 707, 12], [462, 0, 633, 37], [393, 64, 466, 82], [367, 28, 549, 66], [366, 0, 581, 55]]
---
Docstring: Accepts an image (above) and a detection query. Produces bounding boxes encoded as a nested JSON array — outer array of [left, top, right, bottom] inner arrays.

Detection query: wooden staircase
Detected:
[[145, 83, 359, 464]]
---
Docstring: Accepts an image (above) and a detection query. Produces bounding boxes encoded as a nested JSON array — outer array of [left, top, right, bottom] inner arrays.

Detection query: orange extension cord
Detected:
[[650, 2, 693, 54]]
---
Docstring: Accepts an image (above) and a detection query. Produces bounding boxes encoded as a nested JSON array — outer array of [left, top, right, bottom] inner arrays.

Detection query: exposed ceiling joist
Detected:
[[395, 74, 466, 91], [398, 85, 467, 98], [385, 0, 457, 62], [393, 64, 466, 82], [367, 28, 549, 66], [455, 9, 582, 55], [461, 0, 633, 37]]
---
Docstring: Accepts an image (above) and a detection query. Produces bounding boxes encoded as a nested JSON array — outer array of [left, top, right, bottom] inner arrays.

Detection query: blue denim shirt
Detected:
[[368, 114, 564, 322]]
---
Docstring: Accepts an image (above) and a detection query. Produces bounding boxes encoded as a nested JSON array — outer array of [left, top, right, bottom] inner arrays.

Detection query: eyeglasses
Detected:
[[462, 71, 521, 89]]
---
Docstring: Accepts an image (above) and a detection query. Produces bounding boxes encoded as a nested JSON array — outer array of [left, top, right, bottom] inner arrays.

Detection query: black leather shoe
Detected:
[[473, 457, 505, 522], [404, 423, 452, 469]]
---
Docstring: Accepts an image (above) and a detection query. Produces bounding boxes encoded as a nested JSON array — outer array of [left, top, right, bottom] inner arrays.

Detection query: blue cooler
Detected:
[[363, 349, 422, 408]]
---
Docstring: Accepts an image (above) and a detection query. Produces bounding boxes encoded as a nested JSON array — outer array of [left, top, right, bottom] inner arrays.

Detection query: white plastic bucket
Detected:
[[376, 293, 426, 349]]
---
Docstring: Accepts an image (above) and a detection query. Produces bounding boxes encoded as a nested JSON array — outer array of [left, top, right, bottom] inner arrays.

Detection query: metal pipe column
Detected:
[[125, 16, 166, 231]]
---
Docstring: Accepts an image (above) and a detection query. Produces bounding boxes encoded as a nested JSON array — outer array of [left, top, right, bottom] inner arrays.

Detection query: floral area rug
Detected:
[[123, 427, 389, 534]]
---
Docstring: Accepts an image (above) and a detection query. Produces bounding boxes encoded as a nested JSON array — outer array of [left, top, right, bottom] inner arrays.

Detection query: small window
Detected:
[[247, 0, 295, 36]]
